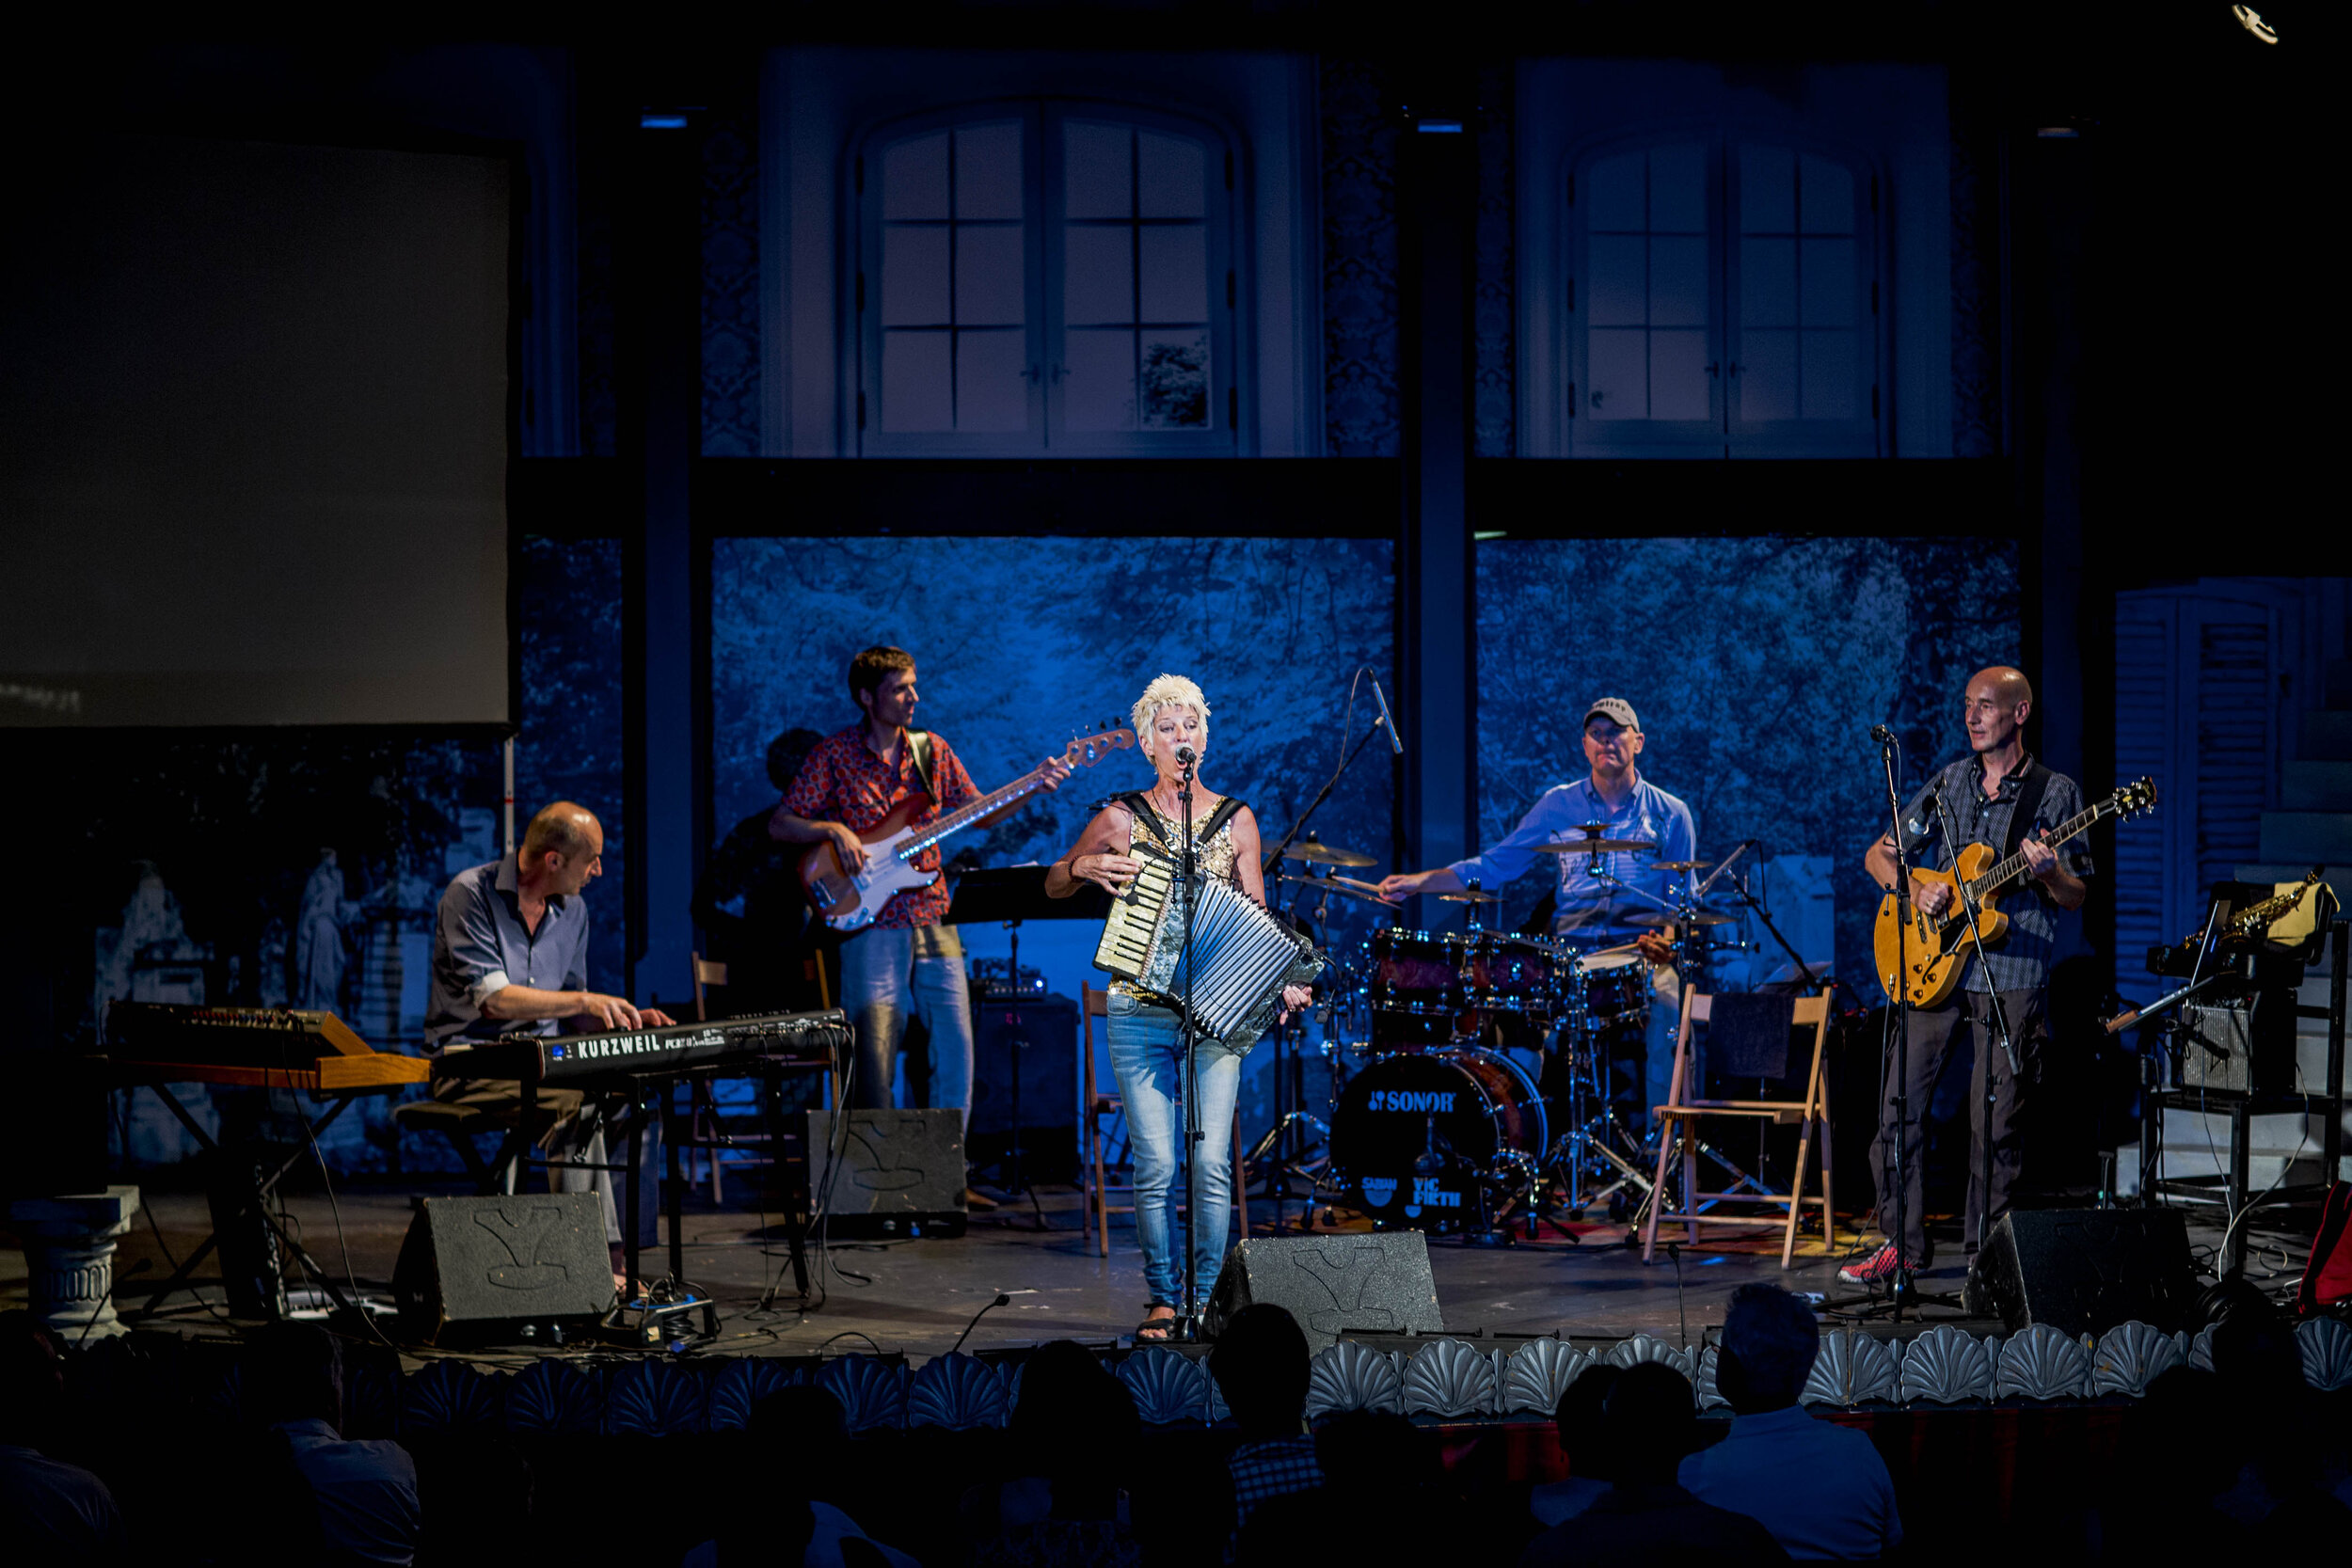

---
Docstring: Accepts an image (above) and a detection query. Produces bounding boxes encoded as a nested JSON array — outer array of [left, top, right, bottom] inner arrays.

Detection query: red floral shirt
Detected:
[[783, 725, 981, 929]]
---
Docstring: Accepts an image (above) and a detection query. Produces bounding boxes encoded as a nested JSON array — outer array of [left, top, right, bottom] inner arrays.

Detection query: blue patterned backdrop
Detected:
[[710, 537, 1397, 867], [1475, 536, 2021, 976]]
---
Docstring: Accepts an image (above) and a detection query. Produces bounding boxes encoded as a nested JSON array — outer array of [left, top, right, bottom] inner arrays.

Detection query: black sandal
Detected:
[[1135, 1306, 1177, 1341]]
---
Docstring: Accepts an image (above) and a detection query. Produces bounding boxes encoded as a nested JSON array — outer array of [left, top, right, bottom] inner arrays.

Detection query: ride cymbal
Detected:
[[1287, 841, 1377, 867], [1653, 860, 1712, 873], [1531, 838, 1658, 856], [1627, 910, 1737, 928]]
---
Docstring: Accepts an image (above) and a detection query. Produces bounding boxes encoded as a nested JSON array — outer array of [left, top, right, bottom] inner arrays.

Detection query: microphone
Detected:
[[1371, 677, 1405, 756], [1869, 723, 1895, 745], [949, 1291, 1013, 1355], [1174, 745, 1196, 766]]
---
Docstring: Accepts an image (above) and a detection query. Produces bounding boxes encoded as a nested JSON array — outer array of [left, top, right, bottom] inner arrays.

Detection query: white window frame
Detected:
[[850, 98, 1240, 456], [1564, 128, 1884, 459]]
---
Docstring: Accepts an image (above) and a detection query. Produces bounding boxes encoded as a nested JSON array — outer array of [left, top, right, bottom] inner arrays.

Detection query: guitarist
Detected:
[[1842, 666, 2091, 1286], [768, 646, 1071, 1150]]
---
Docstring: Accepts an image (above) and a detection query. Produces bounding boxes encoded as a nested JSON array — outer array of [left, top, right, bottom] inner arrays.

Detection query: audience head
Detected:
[[1209, 1305, 1311, 1435], [2205, 1282, 2305, 1399], [1603, 1362, 1697, 1486], [1552, 1363, 1622, 1481], [0, 1311, 66, 1445], [1717, 1282, 1820, 1414], [1008, 1341, 1135, 1508], [766, 727, 824, 794], [247, 1323, 343, 1428]]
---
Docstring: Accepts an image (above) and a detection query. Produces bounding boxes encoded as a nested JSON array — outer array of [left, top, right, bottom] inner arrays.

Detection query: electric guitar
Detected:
[[800, 726, 1136, 932], [1872, 776, 2157, 1008]]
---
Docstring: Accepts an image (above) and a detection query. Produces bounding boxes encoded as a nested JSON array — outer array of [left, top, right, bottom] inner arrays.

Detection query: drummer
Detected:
[[1377, 697, 1697, 1132]]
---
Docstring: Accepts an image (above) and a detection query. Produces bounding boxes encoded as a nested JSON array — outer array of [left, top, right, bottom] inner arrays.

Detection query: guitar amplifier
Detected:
[[2176, 994, 2296, 1097]]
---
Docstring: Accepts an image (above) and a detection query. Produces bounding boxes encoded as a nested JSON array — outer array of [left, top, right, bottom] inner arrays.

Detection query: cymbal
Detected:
[[1438, 890, 1502, 905], [1271, 873, 1398, 908], [1287, 840, 1377, 868], [1627, 910, 1738, 928], [1531, 838, 1658, 856], [1653, 860, 1712, 873]]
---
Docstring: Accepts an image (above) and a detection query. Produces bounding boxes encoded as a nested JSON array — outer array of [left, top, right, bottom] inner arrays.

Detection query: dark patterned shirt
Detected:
[[1228, 1434, 1323, 1533], [1894, 752, 2093, 995], [782, 724, 980, 929]]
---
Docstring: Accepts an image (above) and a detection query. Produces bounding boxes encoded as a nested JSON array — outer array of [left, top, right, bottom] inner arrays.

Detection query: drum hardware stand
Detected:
[[1251, 876, 1337, 1233]]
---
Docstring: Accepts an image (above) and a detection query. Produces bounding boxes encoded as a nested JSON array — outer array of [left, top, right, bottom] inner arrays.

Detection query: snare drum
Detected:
[[1328, 1048, 1548, 1232], [1574, 951, 1652, 1027]]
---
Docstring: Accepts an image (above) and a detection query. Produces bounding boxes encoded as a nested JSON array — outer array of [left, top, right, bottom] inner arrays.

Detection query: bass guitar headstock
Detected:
[[1057, 726, 1137, 769]]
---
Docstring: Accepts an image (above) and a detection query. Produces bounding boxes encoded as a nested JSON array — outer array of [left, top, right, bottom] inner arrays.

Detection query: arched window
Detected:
[[1568, 134, 1880, 457], [853, 102, 1238, 455]]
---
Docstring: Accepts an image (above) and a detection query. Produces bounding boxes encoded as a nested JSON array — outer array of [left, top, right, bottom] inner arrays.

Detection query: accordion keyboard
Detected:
[[1092, 840, 1176, 980]]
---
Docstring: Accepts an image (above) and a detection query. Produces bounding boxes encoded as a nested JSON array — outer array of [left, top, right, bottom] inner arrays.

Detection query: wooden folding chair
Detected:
[[1080, 983, 1248, 1258], [1642, 991, 1837, 1268]]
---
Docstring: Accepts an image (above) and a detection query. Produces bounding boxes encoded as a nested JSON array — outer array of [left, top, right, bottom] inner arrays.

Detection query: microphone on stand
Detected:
[[949, 1292, 1013, 1355], [1371, 677, 1405, 756], [1869, 723, 1895, 745]]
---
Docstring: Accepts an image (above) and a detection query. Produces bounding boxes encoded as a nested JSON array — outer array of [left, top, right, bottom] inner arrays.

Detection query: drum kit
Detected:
[[1252, 826, 1756, 1241]]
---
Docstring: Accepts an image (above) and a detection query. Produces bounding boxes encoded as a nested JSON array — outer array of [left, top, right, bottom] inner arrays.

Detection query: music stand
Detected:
[[945, 868, 1111, 1204]]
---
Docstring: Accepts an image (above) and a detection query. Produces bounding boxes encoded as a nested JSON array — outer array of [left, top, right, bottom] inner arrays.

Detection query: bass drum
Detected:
[[1328, 1049, 1548, 1233]]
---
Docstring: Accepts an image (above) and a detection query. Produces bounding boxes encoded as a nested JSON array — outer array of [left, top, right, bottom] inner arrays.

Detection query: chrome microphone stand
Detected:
[[1174, 747, 1206, 1340]]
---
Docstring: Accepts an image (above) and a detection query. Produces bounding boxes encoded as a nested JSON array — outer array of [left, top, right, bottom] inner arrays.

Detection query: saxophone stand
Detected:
[[1173, 746, 1207, 1343]]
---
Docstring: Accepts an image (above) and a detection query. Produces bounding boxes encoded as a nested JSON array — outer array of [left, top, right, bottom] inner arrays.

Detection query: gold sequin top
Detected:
[[1114, 795, 1244, 998]]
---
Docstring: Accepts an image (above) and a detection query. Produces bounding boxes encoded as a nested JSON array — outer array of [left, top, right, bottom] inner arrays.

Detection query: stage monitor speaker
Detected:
[[1963, 1208, 2199, 1338], [1205, 1233, 1444, 1352], [806, 1109, 966, 1238], [392, 1194, 612, 1345]]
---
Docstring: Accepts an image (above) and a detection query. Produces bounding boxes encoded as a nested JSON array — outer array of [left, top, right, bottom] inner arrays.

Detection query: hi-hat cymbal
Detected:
[[1271, 872, 1399, 907], [1287, 841, 1377, 867], [1438, 890, 1502, 904], [1532, 838, 1658, 856], [1628, 910, 1737, 928], [1653, 860, 1712, 873]]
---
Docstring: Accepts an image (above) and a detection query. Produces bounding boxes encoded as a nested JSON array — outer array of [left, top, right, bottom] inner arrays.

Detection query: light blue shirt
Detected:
[[1678, 1404, 1902, 1560], [423, 855, 591, 1053], [1451, 772, 1698, 937]]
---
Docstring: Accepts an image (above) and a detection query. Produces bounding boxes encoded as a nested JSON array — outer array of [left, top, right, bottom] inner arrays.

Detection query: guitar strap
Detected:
[[905, 729, 937, 799], [1124, 791, 1244, 858], [2001, 758, 2053, 863]]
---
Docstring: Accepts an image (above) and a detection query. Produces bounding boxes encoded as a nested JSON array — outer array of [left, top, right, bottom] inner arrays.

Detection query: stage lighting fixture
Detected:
[[2233, 5, 2280, 43]]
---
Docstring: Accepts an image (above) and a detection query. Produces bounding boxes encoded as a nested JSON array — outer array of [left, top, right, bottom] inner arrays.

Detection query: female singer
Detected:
[[1045, 674, 1311, 1341]]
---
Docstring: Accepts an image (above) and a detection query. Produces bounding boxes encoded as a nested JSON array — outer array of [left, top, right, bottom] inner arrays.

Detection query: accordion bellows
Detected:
[[1093, 841, 1327, 1045]]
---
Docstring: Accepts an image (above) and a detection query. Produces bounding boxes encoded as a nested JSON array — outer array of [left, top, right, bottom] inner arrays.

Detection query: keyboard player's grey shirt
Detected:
[[424, 855, 591, 1054]]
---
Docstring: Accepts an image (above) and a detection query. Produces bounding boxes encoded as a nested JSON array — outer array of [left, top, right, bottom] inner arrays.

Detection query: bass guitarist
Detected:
[[1843, 666, 2091, 1286], [769, 647, 1071, 1159]]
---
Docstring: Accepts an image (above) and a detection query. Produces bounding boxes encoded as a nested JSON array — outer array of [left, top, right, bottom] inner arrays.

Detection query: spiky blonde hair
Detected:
[[1130, 673, 1210, 758]]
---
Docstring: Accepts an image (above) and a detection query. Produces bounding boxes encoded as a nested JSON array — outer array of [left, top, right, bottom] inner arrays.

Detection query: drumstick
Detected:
[[1579, 941, 1645, 959]]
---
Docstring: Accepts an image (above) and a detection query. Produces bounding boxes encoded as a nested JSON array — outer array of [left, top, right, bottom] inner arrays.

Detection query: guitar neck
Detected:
[[1970, 800, 2106, 899], [896, 767, 1049, 860]]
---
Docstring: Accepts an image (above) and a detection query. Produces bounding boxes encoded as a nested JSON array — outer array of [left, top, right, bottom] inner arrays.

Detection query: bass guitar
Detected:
[[1872, 776, 2157, 1007], [801, 726, 1136, 932]]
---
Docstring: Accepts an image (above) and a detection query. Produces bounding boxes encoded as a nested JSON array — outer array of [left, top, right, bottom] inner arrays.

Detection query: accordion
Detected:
[[1092, 843, 1327, 1045]]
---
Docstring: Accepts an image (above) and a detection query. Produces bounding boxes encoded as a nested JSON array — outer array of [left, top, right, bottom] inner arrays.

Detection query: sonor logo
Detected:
[[1372, 1091, 1456, 1114]]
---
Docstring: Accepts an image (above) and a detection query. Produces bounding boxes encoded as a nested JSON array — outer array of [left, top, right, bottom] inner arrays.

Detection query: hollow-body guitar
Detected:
[[1872, 776, 2156, 1007], [800, 726, 1136, 932]]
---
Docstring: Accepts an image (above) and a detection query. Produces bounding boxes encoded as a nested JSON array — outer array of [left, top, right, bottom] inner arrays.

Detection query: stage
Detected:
[[5, 1176, 2262, 1359]]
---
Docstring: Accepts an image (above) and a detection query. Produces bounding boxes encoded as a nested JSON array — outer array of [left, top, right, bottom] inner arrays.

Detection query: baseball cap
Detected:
[[1583, 697, 1640, 732]]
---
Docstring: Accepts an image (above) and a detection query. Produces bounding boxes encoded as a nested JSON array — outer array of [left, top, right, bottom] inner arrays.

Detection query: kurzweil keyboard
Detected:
[[434, 1009, 851, 1084], [103, 1003, 431, 1092]]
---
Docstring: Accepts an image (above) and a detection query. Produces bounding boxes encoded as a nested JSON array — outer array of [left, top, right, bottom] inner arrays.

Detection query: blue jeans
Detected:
[[1106, 992, 1244, 1310], [838, 925, 974, 1121]]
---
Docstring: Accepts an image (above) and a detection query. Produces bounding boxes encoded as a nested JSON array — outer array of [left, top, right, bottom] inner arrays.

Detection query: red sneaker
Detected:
[[1836, 1242, 1920, 1285]]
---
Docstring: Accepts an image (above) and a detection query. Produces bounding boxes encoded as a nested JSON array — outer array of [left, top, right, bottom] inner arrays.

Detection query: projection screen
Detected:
[[1, 134, 512, 728]]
